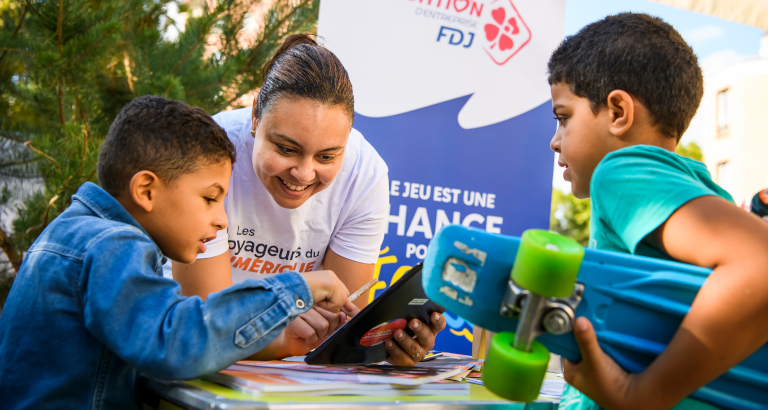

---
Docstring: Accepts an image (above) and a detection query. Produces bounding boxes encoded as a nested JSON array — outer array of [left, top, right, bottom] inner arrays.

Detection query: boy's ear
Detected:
[[605, 90, 634, 137], [128, 171, 161, 213]]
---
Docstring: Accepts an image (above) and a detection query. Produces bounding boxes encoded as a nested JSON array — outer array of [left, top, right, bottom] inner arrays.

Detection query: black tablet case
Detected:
[[304, 263, 446, 365]]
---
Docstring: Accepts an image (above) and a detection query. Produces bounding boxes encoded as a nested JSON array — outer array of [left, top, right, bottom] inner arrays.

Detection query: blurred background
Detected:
[[2, 0, 766, 311]]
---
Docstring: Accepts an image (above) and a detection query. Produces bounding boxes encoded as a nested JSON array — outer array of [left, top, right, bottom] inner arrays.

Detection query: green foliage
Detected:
[[0, 0, 320, 305], [550, 188, 591, 246], [677, 141, 703, 162]]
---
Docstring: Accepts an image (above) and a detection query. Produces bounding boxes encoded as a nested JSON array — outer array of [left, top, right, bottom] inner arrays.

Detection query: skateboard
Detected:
[[422, 225, 768, 409]]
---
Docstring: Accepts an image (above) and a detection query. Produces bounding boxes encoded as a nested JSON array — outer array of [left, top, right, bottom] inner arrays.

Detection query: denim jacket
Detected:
[[0, 182, 312, 409]]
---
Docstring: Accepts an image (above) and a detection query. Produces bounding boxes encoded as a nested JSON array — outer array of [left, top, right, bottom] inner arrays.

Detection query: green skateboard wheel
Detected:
[[511, 229, 584, 298], [482, 332, 550, 402]]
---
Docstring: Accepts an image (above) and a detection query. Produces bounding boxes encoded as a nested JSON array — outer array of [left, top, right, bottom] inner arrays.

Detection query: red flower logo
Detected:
[[482, 1, 531, 65]]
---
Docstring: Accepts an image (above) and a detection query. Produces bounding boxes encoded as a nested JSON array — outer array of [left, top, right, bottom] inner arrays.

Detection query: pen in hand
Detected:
[[348, 278, 378, 303]]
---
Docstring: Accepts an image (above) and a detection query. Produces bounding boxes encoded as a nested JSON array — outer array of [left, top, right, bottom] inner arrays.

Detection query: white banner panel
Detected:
[[319, 0, 566, 353]]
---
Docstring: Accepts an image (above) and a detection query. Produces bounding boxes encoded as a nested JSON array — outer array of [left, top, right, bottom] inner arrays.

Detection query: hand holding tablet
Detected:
[[305, 264, 446, 365]]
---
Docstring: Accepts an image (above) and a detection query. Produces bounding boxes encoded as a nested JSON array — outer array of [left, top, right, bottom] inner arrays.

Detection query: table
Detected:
[[137, 374, 562, 410]]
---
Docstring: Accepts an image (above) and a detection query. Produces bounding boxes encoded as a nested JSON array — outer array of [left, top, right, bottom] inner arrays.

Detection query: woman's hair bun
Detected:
[[262, 34, 319, 81], [255, 33, 354, 122]]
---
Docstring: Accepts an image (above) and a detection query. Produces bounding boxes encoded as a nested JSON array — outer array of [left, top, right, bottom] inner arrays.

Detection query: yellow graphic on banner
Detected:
[[369, 247, 396, 304], [450, 327, 474, 342], [373, 247, 473, 343]]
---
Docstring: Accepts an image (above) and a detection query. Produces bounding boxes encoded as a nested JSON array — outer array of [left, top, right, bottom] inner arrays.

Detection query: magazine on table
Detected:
[[228, 353, 478, 385], [202, 353, 479, 396], [203, 370, 469, 396]]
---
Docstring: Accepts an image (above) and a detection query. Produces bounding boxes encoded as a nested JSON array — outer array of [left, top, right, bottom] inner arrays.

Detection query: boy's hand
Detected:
[[253, 301, 359, 359], [283, 301, 360, 356], [562, 317, 636, 410], [301, 270, 350, 312]]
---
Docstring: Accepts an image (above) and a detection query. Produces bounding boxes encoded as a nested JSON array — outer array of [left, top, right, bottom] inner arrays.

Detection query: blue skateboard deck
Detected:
[[423, 225, 768, 410]]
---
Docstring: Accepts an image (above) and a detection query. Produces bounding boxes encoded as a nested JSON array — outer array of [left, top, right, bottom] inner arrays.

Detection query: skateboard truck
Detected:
[[475, 229, 585, 402], [499, 279, 585, 351]]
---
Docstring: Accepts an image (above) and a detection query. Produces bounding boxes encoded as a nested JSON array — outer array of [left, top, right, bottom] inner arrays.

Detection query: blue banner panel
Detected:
[[355, 96, 554, 353]]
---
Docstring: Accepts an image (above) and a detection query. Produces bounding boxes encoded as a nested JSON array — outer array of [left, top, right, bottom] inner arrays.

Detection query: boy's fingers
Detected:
[[303, 309, 333, 337], [561, 358, 581, 387], [312, 307, 340, 335], [326, 286, 349, 312], [341, 301, 360, 317], [315, 298, 343, 313], [288, 317, 320, 344], [572, 317, 600, 362]]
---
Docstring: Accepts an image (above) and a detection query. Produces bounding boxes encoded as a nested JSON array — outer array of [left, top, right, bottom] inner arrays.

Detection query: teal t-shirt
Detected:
[[559, 145, 732, 410]]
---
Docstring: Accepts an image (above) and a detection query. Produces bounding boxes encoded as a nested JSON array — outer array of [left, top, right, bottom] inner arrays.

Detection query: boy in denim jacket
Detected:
[[0, 96, 350, 409], [548, 13, 768, 410]]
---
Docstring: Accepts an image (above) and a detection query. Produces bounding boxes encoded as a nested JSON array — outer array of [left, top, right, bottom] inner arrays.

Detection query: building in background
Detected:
[[651, 0, 768, 205], [695, 37, 768, 205]]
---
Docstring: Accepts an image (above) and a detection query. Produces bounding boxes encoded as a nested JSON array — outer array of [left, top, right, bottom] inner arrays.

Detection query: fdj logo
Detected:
[[482, 0, 531, 65], [437, 26, 475, 48]]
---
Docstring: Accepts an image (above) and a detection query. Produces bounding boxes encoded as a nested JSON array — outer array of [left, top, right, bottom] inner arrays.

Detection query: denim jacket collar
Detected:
[[73, 182, 167, 264]]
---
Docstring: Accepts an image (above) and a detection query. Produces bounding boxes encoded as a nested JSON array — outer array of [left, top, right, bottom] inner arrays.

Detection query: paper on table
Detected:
[[538, 380, 566, 399], [233, 355, 479, 386], [203, 369, 469, 396], [460, 377, 566, 400]]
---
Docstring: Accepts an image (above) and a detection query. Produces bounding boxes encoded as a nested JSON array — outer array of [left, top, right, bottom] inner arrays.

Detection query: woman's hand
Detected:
[[384, 312, 446, 366]]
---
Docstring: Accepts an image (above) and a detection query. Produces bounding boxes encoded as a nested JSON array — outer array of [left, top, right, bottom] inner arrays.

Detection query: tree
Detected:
[[0, 0, 320, 308], [677, 141, 703, 162], [550, 188, 590, 246]]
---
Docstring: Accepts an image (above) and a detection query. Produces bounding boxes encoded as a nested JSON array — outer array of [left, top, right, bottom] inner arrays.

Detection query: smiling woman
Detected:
[[169, 34, 446, 365]]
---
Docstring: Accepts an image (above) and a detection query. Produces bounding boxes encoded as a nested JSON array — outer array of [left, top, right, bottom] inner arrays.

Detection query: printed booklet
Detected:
[[202, 354, 478, 396]]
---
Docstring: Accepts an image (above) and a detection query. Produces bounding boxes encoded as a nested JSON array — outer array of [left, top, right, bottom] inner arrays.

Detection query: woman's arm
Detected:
[[172, 252, 232, 301], [324, 248, 375, 310]]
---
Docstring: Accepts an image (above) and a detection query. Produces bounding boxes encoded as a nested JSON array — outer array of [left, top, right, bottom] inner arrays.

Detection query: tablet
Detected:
[[304, 263, 446, 365]]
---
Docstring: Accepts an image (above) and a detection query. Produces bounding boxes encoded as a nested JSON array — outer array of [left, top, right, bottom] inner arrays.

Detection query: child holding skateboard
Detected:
[[548, 13, 768, 410], [0, 95, 351, 409]]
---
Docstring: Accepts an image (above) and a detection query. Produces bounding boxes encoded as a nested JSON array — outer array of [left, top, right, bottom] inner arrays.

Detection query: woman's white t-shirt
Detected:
[[191, 108, 389, 285]]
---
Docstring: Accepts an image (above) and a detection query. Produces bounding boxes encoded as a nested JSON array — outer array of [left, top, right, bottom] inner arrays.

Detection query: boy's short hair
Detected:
[[547, 12, 703, 141], [98, 96, 236, 196]]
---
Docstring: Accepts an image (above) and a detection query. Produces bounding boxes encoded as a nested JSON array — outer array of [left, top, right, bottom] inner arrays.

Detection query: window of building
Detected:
[[717, 88, 730, 134], [717, 161, 731, 191]]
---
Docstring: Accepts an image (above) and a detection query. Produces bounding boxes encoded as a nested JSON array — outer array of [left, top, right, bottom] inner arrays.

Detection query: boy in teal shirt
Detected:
[[548, 13, 768, 410]]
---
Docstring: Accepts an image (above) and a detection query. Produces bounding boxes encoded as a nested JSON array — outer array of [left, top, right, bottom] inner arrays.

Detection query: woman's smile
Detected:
[[277, 176, 315, 195]]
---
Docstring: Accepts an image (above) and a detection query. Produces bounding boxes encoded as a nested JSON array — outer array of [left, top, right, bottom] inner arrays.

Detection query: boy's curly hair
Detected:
[[98, 95, 236, 196], [548, 13, 703, 141]]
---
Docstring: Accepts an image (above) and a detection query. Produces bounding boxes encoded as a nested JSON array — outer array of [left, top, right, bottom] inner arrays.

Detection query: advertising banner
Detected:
[[318, 0, 566, 354]]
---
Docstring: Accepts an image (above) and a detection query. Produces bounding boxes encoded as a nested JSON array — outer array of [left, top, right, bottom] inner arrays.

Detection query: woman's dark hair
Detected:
[[548, 13, 703, 141], [256, 34, 354, 122]]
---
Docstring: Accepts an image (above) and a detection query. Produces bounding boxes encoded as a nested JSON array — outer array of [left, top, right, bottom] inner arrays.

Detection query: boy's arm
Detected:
[[564, 195, 768, 410], [82, 227, 316, 380]]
